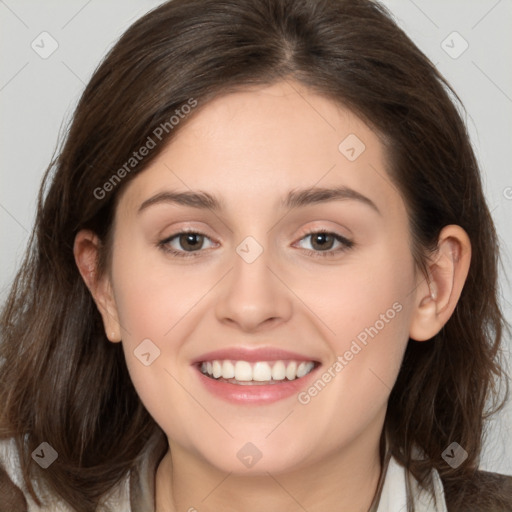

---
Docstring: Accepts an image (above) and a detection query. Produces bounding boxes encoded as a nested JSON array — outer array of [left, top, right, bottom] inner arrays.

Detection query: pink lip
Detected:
[[191, 347, 321, 404], [191, 347, 319, 364], [194, 365, 321, 404], [196, 366, 318, 405]]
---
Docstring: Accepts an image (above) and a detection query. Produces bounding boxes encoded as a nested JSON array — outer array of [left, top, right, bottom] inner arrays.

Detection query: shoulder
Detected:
[[442, 468, 512, 512], [0, 437, 75, 511], [0, 436, 134, 512], [0, 437, 28, 512]]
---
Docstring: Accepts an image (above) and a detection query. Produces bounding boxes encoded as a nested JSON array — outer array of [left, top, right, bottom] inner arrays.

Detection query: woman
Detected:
[[1, 0, 511, 510]]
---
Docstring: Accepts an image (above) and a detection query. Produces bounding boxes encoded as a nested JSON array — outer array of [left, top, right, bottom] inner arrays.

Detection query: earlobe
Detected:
[[73, 230, 122, 343], [409, 225, 471, 342]]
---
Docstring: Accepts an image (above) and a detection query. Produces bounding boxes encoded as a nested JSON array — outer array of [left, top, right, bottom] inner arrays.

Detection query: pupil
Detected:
[[313, 233, 333, 250], [181, 233, 202, 251]]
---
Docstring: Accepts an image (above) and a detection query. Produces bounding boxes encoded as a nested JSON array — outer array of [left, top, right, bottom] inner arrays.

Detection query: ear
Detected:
[[409, 225, 471, 342], [73, 229, 122, 343]]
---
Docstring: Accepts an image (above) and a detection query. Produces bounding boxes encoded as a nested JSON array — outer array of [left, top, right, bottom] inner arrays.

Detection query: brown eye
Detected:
[[309, 232, 336, 251], [178, 233, 205, 251], [295, 230, 354, 258], [158, 231, 216, 258]]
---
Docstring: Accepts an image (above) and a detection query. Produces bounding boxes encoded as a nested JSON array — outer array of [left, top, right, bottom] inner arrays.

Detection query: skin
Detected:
[[75, 80, 471, 512]]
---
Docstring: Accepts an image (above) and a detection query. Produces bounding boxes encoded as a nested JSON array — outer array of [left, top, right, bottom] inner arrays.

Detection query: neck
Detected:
[[156, 428, 384, 512]]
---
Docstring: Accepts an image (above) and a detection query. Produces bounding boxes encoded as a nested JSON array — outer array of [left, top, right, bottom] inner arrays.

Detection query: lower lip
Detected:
[[194, 364, 320, 404]]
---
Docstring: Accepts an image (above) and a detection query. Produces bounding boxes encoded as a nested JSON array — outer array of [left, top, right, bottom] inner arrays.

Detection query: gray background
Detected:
[[1, 0, 511, 474]]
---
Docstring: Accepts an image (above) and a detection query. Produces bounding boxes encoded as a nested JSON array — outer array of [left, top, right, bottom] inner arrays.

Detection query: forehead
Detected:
[[118, 81, 404, 221]]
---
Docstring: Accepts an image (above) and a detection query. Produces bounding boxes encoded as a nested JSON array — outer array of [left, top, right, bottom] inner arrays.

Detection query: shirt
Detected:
[[0, 432, 448, 511]]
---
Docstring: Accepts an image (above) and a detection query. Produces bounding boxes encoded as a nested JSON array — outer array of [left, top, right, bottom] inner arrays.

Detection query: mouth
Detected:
[[192, 347, 322, 403], [197, 359, 320, 385]]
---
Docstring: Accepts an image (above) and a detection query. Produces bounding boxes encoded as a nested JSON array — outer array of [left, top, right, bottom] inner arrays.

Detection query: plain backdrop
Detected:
[[1, 0, 511, 474]]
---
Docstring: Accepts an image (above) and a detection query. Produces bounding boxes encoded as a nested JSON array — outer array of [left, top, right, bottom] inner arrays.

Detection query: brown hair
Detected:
[[1, 0, 509, 510]]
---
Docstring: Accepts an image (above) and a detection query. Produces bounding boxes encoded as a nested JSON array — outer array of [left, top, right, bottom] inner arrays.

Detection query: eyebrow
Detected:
[[137, 186, 381, 215]]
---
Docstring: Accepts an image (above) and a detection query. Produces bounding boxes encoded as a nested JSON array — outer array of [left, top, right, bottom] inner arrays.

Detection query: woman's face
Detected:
[[104, 81, 422, 474]]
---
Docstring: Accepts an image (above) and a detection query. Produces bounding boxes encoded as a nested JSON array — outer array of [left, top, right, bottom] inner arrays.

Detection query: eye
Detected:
[[158, 230, 216, 258], [157, 228, 354, 259], [295, 229, 354, 258]]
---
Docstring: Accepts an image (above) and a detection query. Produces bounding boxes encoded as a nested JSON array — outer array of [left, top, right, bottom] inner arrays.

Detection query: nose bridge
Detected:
[[214, 234, 293, 331]]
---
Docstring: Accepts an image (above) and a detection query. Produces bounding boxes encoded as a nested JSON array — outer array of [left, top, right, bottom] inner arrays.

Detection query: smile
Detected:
[[192, 347, 321, 403], [200, 359, 316, 384]]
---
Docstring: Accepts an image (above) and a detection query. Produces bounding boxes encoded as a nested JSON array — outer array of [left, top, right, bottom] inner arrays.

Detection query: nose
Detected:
[[214, 240, 293, 333]]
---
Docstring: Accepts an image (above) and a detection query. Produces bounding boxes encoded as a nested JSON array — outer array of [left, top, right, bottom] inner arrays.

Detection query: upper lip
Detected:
[[191, 347, 320, 364]]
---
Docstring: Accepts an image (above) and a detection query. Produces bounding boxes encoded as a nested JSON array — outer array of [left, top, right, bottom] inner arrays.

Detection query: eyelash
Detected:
[[158, 228, 354, 259]]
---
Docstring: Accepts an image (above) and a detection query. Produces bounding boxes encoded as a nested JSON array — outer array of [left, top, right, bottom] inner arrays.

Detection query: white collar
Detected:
[[376, 455, 448, 512]]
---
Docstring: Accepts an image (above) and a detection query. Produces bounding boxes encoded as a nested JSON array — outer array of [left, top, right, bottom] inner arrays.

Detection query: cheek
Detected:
[[111, 245, 206, 340], [297, 242, 415, 407], [108, 248, 216, 431], [302, 239, 414, 348]]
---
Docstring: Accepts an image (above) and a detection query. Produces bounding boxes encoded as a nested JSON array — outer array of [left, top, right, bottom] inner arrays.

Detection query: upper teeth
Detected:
[[200, 360, 315, 381]]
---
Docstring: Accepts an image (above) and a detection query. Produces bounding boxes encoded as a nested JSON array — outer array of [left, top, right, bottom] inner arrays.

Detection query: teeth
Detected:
[[253, 362, 272, 381], [271, 361, 286, 380], [222, 360, 235, 379], [212, 360, 222, 378], [286, 361, 297, 381], [235, 361, 252, 381], [200, 359, 315, 382], [297, 362, 310, 378]]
